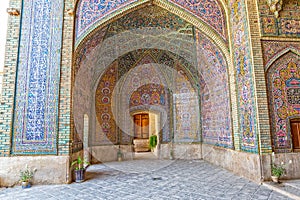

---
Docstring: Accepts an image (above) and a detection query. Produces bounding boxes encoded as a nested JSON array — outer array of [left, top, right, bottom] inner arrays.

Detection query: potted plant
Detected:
[[270, 152, 287, 183], [19, 165, 36, 189], [71, 156, 89, 183], [149, 135, 157, 151], [271, 163, 285, 183], [117, 148, 123, 162]]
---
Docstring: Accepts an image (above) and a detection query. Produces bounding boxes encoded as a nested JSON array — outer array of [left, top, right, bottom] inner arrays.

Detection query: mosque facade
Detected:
[[0, 0, 299, 186]]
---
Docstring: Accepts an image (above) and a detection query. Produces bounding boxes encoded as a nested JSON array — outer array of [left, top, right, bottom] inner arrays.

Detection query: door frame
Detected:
[[289, 118, 300, 152]]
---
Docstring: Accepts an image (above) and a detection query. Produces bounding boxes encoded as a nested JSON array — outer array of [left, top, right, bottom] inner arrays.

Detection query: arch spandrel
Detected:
[[74, 0, 229, 51]]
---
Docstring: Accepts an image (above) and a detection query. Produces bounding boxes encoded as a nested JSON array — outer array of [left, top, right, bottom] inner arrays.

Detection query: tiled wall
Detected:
[[3, 0, 299, 158], [230, 0, 258, 153], [258, 0, 300, 37], [0, 0, 22, 156], [11, 0, 64, 155]]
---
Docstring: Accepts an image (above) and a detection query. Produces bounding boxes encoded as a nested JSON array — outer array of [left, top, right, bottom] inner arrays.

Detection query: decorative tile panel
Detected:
[[168, 0, 227, 40], [95, 62, 118, 144], [130, 84, 167, 107], [230, 0, 258, 153], [75, 0, 139, 41], [267, 52, 300, 153], [196, 30, 233, 148], [74, 27, 107, 74], [94, 49, 198, 145], [74, 6, 193, 74], [262, 40, 300, 67], [12, 0, 64, 154], [75, 0, 227, 44], [280, 19, 300, 35], [258, 1, 300, 37], [173, 64, 200, 143], [104, 6, 193, 39]]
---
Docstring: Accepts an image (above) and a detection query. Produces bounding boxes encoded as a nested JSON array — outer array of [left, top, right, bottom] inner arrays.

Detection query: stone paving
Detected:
[[264, 180, 300, 200], [0, 158, 296, 200]]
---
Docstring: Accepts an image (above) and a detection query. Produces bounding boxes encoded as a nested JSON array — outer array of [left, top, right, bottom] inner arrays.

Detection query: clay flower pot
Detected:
[[271, 175, 279, 183]]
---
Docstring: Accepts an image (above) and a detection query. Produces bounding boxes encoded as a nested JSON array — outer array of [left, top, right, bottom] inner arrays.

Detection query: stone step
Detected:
[[263, 181, 300, 200]]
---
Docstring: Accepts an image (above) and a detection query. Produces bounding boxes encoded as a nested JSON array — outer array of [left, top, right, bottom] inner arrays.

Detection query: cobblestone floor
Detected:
[[0, 159, 295, 200]]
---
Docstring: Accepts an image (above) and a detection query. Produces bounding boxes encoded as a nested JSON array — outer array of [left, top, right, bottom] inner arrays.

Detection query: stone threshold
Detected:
[[263, 181, 300, 200]]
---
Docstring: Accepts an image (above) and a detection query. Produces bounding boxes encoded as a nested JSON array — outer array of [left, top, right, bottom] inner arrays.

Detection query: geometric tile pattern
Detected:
[[12, 0, 64, 154], [230, 0, 258, 153], [267, 52, 300, 153]]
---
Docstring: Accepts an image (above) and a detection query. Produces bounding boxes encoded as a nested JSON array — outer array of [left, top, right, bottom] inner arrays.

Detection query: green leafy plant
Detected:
[[71, 156, 89, 170], [19, 165, 36, 182], [271, 152, 287, 178], [149, 135, 157, 150], [271, 163, 285, 177]]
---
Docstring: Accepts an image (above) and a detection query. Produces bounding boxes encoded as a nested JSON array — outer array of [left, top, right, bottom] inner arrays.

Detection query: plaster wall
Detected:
[[90, 145, 134, 163], [202, 144, 262, 183], [159, 143, 202, 160], [272, 153, 300, 180], [0, 156, 70, 187]]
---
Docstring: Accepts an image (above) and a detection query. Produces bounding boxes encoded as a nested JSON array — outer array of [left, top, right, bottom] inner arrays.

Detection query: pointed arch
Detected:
[[266, 50, 300, 152], [265, 47, 300, 72], [74, 0, 229, 58], [72, 1, 235, 153]]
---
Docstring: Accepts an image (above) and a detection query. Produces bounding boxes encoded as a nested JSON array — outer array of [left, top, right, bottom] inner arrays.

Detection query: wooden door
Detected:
[[290, 119, 300, 151], [134, 114, 149, 139]]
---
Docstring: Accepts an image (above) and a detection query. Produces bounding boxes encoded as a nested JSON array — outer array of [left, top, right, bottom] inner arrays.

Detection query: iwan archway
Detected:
[[3, 0, 300, 187], [73, 2, 234, 163]]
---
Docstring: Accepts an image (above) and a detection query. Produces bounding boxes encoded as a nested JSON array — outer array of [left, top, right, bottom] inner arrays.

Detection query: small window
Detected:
[[290, 119, 300, 152]]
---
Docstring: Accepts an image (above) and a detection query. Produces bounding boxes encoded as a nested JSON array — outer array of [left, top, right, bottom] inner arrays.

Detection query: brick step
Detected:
[[133, 139, 150, 152]]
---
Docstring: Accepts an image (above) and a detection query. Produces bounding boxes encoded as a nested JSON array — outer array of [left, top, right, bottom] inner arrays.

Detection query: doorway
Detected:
[[134, 113, 149, 139], [133, 113, 150, 152], [290, 119, 300, 152]]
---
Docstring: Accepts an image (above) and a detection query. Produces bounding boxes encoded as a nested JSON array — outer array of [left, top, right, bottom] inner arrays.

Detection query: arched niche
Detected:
[[72, 4, 234, 161], [266, 50, 300, 152]]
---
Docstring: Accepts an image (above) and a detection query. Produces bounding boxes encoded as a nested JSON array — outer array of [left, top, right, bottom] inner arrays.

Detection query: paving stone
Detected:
[[0, 160, 297, 199]]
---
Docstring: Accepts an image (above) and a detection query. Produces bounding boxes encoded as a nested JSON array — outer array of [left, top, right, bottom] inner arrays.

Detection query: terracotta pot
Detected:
[[271, 175, 279, 183]]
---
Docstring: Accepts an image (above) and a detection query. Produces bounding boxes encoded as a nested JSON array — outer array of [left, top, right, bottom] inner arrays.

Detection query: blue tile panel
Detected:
[[12, 0, 64, 155]]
